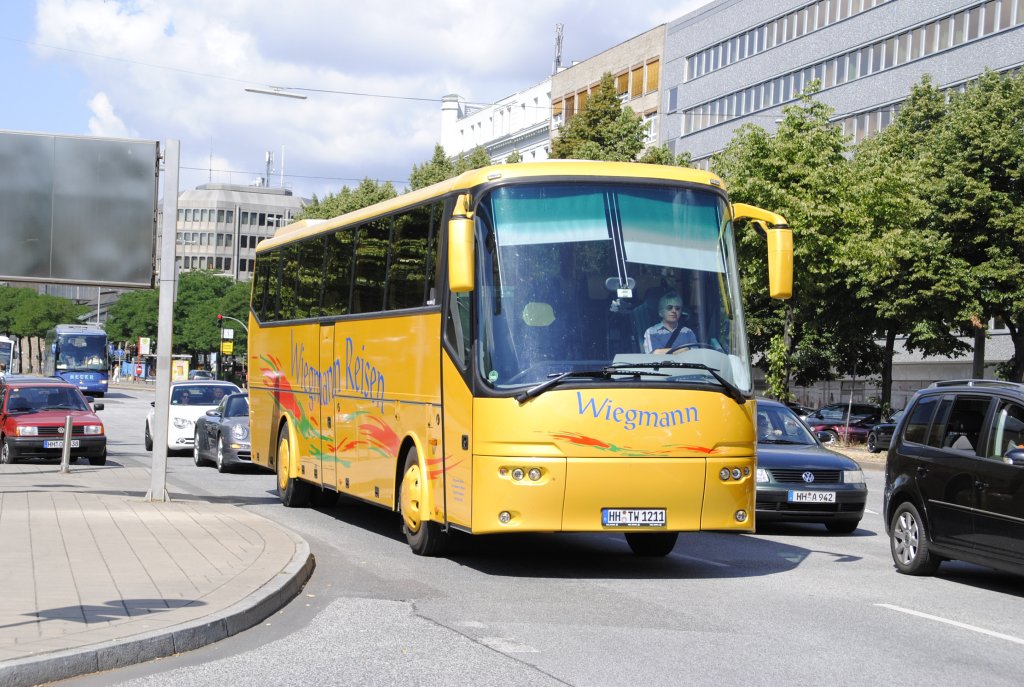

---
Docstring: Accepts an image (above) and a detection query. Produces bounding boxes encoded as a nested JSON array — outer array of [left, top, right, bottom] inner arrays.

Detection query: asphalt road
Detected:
[[55, 387, 1024, 687]]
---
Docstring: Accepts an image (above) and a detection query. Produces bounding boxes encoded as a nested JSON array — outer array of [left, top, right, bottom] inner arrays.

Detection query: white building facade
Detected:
[[441, 80, 552, 163]]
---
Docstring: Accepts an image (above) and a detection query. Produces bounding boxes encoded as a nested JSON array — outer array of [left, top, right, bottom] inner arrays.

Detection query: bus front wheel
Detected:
[[399, 447, 446, 556], [625, 531, 678, 557], [276, 425, 310, 508]]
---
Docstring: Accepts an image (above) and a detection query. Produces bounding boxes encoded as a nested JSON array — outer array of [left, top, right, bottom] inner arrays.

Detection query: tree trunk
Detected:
[[881, 329, 895, 412], [973, 325, 986, 379]]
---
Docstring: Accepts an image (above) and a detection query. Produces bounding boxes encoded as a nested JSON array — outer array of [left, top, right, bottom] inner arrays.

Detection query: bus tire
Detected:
[[625, 531, 678, 557], [400, 447, 447, 556], [276, 425, 310, 508]]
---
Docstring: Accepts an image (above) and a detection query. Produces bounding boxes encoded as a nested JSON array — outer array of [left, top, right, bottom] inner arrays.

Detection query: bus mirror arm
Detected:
[[448, 194, 475, 293], [731, 203, 793, 300]]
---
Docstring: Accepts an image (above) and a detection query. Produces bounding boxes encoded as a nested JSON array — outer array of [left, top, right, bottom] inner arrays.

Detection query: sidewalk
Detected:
[[0, 461, 314, 687]]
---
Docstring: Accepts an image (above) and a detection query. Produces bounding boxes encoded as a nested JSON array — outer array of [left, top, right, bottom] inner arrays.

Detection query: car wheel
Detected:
[[825, 519, 859, 534], [88, 451, 107, 467], [144, 423, 153, 451], [216, 437, 228, 474], [890, 501, 940, 576], [400, 446, 447, 556], [193, 431, 206, 467], [276, 424, 311, 507], [625, 532, 679, 557], [0, 438, 15, 464], [866, 432, 880, 453]]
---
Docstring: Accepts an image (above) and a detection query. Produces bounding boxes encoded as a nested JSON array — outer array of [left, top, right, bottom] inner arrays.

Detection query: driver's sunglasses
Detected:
[[665, 305, 683, 311]]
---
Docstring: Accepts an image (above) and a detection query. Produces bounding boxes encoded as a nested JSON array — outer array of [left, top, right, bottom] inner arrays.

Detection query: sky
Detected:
[[0, 1, 712, 201]]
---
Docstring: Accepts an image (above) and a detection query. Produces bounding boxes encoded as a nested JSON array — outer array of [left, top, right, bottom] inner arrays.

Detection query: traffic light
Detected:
[[216, 314, 223, 328]]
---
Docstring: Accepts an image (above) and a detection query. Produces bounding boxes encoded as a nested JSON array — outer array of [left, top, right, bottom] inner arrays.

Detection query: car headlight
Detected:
[[756, 468, 770, 483], [17, 426, 39, 436], [172, 417, 193, 429], [82, 424, 103, 435], [843, 469, 865, 484], [231, 424, 249, 441]]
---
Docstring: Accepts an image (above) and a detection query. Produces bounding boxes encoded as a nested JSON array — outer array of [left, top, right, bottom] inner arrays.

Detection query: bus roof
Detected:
[[52, 324, 106, 335], [258, 160, 727, 251]]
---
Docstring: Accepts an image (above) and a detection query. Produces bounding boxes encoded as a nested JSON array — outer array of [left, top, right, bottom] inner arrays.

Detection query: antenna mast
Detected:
[[553, 23, 564, 75]]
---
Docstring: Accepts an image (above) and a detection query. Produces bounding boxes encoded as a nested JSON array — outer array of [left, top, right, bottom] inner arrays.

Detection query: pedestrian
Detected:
[[112, 364, 121, 385]]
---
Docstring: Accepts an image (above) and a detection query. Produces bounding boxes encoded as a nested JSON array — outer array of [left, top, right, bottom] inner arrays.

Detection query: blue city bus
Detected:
[[44, 324, 109, 396]]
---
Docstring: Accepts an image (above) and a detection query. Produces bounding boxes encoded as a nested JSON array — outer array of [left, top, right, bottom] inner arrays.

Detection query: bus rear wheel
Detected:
[[399, 447, 446, 556], [625, 531, 678, 557], [276, 425, 310, 508]]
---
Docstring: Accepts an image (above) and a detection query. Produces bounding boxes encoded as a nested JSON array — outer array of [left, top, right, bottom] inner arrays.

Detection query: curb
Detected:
[[0, 527, 314, 687]]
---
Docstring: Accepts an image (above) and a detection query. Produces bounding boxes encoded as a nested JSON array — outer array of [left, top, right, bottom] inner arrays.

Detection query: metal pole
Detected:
[[59, 414, 73, 473], [147, 139, 180, 503]]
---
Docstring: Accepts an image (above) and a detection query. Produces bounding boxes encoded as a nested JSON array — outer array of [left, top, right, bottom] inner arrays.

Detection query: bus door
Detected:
[[320, 323, 338, 490]]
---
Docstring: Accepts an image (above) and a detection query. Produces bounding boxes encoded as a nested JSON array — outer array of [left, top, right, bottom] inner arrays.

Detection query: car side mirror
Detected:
[[1004, 447, 1024, 466], [150, 401, 155, 407], [206, 409, 221, 417], [814, 431, 833, 443], [92, 402, 104, 411]]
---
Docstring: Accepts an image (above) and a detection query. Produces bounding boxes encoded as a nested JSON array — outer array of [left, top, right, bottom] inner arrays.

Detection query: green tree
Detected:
[[505, 150, 523, 164], [637, 144, 692, 167], [550, 72, 646, 161], [105, 288, 159, 344], [923, 70, 1024, 379], [713, 84, 871, 397], [845, 76, 975, 407], [298, 178, 397, 220], [173, 271, 238, 355], [410, 144, 457, 190], [453, 145, 492, 174]]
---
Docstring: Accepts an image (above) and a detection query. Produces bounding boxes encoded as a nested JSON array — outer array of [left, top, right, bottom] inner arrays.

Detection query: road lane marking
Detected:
[[876, 604, 1024, 645], [864, 508, 878, 515], [671, 553, 730, 568], [480, 637, 539, 653]]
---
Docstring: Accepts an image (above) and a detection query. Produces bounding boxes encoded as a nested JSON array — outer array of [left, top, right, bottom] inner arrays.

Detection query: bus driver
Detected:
[[643, 292, 697, 354]]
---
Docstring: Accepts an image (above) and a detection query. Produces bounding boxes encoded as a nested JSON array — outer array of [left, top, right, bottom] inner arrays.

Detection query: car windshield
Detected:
[[470, 182, 751, 393], [7, 386, 90, 412], [757, 404, 816, 445], [224, 395, 249, 418], [171, 384, 239, 406]]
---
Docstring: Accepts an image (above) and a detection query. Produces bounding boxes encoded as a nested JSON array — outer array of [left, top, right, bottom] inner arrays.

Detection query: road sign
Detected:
[[220, 341, 234, 355]]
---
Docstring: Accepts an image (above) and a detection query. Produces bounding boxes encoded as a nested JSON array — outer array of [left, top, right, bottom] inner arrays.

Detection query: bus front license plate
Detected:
[[788, 491, 835, 503], [602, 508, 666, 527], [43, 440, 80, 449]]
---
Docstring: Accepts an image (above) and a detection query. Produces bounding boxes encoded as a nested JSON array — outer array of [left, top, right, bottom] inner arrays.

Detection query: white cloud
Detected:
[[31, 0, 712, 199], [87, 92, 136, 138]]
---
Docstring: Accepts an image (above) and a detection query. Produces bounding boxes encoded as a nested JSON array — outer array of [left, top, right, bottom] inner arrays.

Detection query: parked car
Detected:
[[188, 370, 215, 380], [755, 398, 867, 533], [0, 376, 106, 465], [884, 379, 1024, 576], [145, 381, 241, 453], [193, 392, 250, 473], [866, 409, 905, 453], [806, 402, 883, 445], [785, 401, 816, 422]]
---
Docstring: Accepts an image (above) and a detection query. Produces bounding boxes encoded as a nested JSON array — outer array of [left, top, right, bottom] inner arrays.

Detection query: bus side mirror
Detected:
[[732, 203, 793, 300], [448, 194, 475, 293]]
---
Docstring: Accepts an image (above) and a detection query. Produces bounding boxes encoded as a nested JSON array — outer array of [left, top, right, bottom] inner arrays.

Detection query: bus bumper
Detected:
[[469, 454, 755, 534]]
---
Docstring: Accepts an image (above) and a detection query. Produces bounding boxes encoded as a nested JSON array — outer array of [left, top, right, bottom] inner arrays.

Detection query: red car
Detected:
[[0, 376, 107, 465], [806, 402, 882, 445]]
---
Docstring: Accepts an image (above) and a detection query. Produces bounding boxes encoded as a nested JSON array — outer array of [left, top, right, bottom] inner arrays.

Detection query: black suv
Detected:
[[883, 380, 1024, 577]]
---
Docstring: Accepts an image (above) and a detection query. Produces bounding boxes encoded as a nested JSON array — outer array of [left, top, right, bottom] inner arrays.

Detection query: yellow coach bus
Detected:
[[248, 160, 792, 556]]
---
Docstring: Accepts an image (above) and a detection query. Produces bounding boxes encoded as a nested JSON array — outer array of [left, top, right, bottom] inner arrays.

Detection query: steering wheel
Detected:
[[666, 342, 718, 354]]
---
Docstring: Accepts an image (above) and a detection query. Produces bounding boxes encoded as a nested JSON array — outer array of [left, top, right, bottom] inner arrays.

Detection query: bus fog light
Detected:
[[511, 468, 525, 481], [720, 468, 730, 481], [499, 511, 512, 523], [731, 468, 742, 480], [743, 466, 751, 476], [735, 510, 748, 523], [499, 467, 509, 477], [528, 468, 541, 481]]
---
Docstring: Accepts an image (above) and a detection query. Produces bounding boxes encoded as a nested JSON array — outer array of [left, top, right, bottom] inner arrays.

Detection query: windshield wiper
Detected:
[[607, 361, 747, 406], [515, 366, 669, 404]]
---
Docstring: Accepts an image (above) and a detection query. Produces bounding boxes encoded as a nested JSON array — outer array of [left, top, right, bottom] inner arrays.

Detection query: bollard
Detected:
[[59, 414, 73, 473]]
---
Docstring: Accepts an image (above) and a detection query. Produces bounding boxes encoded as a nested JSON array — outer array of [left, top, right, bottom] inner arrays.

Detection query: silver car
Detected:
[[192, 392, 250, 473]]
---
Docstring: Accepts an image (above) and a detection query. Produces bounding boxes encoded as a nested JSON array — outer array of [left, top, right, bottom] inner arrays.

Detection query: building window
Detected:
[[646, 59, 660, 93], [630, 65, 644, 98], [226, 210, 234, 224]]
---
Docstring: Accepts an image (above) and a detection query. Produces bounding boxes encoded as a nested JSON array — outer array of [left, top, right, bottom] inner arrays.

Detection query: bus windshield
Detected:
[[475, 182, 751, 393], [56, 333, 109, 372]]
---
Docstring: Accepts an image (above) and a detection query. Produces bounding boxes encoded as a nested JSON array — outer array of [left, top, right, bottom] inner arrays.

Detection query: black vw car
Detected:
[[755, 398, 867, 534], [884, 380, 1024, 577]]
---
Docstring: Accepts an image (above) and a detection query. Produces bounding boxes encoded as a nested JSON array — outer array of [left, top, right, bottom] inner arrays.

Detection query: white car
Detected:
[[145, 381, 241, 452]]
